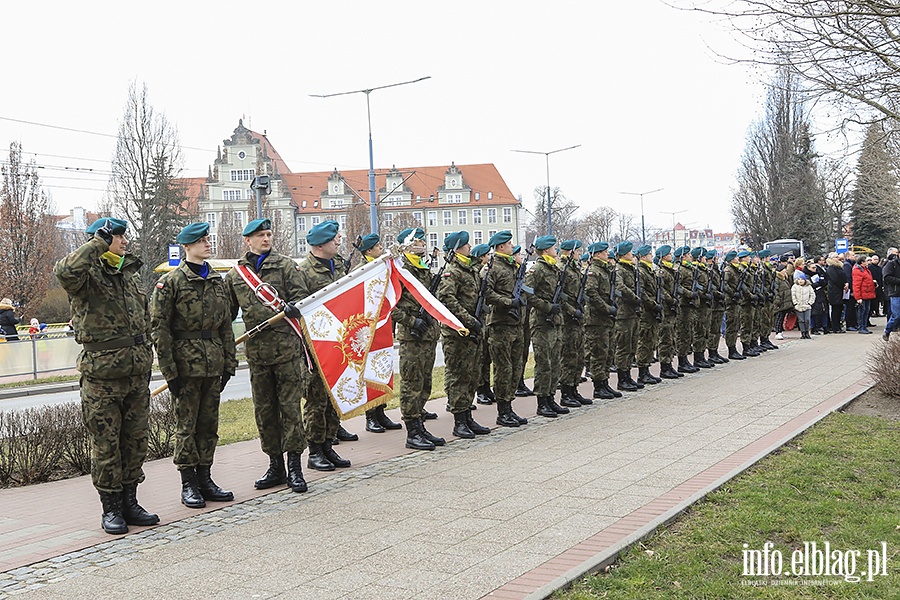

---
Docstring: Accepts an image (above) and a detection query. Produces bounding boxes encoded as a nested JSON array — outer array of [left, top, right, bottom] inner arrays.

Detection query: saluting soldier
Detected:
[[226, 218, 309, 491], [558, 240, 590, 407], [584, 242, 621, 399], [635, 245, 662, 386], [691, 247, 715, 369], [437, 231, 491, 439], [152, 222, 236, 508], [654, 246, 682, 379], [55, 217, 159, 534], [674, 246, 699, 374], [613, 241, 643, 392], [485, 231, 529, 426], [705, 249, 729, 364]]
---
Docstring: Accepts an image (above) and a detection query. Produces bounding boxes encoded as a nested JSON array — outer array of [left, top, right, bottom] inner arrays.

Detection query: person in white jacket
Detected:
[[792, 273, 816, 339]]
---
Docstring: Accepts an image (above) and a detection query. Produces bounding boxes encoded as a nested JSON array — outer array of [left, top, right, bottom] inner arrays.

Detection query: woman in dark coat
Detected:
[[0, 297, 20, 342], [825, 255, 847, 332], [805, 257, 829, 334]]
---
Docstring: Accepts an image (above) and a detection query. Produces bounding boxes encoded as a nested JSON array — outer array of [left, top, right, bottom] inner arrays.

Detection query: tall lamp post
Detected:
[[661, 209, 687, 248], [512, 144, 580, 236], [311, 76, 431, 235], [620, 188, 663, 245]]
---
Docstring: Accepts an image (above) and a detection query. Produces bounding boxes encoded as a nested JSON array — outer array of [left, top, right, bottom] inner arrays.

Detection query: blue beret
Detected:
[[615, 241, 633, 256], [443, 231, 469, 252], [307, 220, 339, 246], [738, 250, 751, 258], [749, 250, 758, 258], [673, 246, 687, 258], [725, 250, 738, 261], [588, 242, 609, 254], [357, 233, 380, 253], [86, 217, 128, 235], [513, 245, 522, 255], [243, 218, 271, 236], [580, 252, 590, 261], [176, 222, 210, 244], [471, 244, 490, 258], [534, 235, 557, 250], [757, 249, 772, 258], [560, 239, 583, 251], [655, 245, 672, 258], [690, 247, 704, 259], [488, 230, 513, 247], [397, 227, 425, 244], [635, 244, 652, 258], [706, 249, 717, 260]]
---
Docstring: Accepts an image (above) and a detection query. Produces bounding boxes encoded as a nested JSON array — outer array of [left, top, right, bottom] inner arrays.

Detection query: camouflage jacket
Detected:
[[151, 261, 237, 381], [696, 263, 712, 307], [724, 262, 748, 306], [485, 254, 523, 326], [54, 237, 153, 379], [394, 253, 439, 342], [615, 259, 641, 320], [657, 261, 678, 313], [526, 256, 563, 327], [708, 263, 726, 310], [584, 258, 614, 325], [560, 256, 582, 321], [678, 261, 699, 308], [226, 249, 305, 366], [437, 256, 480, 333], [638, 261, 658, 319]]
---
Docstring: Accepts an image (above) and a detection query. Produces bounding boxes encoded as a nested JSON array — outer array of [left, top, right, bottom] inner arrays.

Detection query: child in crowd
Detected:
[[792, 273, 816, 339]]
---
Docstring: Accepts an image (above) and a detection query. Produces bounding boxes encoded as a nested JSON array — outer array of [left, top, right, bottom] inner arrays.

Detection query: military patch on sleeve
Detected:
[[156, 281, 165, 288], [442, 273, 451, 277]]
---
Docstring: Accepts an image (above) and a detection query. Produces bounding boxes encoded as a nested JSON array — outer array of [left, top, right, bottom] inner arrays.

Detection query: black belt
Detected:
[[173, 330, 218, 340], [83, 335, 146, 352]]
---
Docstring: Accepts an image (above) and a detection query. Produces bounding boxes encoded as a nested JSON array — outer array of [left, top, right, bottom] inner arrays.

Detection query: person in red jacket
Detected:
[[852, 256, 876, 334]]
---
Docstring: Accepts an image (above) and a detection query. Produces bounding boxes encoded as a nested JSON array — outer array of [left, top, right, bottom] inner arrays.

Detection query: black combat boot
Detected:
[[496, 401, 522, 426], [121, 483, 159, 525], [475, 384, 494, 405], [420, 418, 446, 446], [323, 440, 351, 468], [98, 491, 128, 535], [508, 400, 528, 424], [626, 371, 645, 389], [405, 419, 436, 450], [593, 379, 616, 399], [741, 342, 760, 357], [658, 362, 679, 379], [762, 336, 779, 350], [677, 355, 699, 373], [255, 454, 288, 487], [753, 338, 768, 352], [466, 409, 492, 434], [365, 409, 385, 433], [546, 394, 570, 414], [694, 351, 714, 368], [707, 349, 728, 364], [422, 409, 439, 420], [452, 412, 475, 439], [560, 385, 582, 408], [286, 451, 308, 493], [571, 384, 593, 404], [180, 468, 206, 508], [335, 425, 358, 442], [196, 465, 234, 502], [374, 405, 402, 430], [617, 370, 639, 391], [603, 380, 623, 397], [515, 378, 534, 397], [637, 366, 659, 385], [535, 396, 558, 418], [727, 346, 746, 360], [306, 442, 335, 472]]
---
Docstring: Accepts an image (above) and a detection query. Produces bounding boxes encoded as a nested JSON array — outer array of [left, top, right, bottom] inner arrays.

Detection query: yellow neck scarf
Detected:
[[618, 258, 633, 267], [640, 259, 653, 268], [662, 260, 674, 268], [404, 252, 428, 270], [455, 253, 472, 267], [542, 255, 558, 267], [495, 252, 513, 264], [101, 251, 124, 270]]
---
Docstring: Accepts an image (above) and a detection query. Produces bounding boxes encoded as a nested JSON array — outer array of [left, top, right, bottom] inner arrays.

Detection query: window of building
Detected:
[[382, 212, 394, 229], [488, 230, 497, 240], [502, 207, 512, 223], [457, 209, 467, 225], [444, 193, 463, 204], [230, 169, 255, 182], [234, 211, 243, 228], [443, 210, 452, 226], [427, 211, 437, 227], [414, 211, 423, 226], [210, 234, 217, 255], [340, 215, 346, 229], [206, 212, 216, 228], [475, 192, 480, 201], [223, 190, 242, 202], [297, 216, 307, 231], [473, 209, 482, 224], [428, 232, 438, 249], [296, 239, 308, 255], [487, 208, 497, 224], [312, 216, 321, 227], [473, 231, 483, 245]]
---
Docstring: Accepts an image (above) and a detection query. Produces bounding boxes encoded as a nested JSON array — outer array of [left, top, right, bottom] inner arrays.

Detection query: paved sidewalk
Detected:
[[0, 324, 882, 599]]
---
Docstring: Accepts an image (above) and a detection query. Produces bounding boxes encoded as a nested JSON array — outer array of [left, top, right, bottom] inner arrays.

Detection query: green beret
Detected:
[[488, 230, 513, 247], [738, 250, 751, 258], [307, 220, 339, 246], [690, 247, 704, 259], [560, 239, 582, 251], [725, 250, 738, 261], [513, 245, 522, 255], [636, 244, 652, 258], [615, 241, 633, 256], [757, 249, 772, 258], [243, 218, 271, 236], [655, 244, 672, 258], [443, 231, 469, 252], [176, 222, 210, 244], [749, 250, 758, 258], [580, 252, 590, 261], [534, 235, 557, 250], [357, 233, 380, 253], [397, 227, 425, 244], [706, 249, 717, 260], [673, 246, 687, 258], [471, 244, 490, 258], [588, 242, 609, 254], [86, 217, 128, 235]]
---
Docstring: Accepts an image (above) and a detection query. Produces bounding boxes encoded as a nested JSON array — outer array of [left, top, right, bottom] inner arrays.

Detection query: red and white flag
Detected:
[[297, 254, 464, 419]]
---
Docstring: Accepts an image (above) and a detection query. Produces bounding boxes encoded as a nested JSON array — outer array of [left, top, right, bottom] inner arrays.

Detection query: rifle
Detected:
[[633, 259, 643, 317], [575, 257, 590, 317], [474, 254, 494, 322], [735, 264, 750, 302], [704, 264, 714, 304], [671, 256, 683, 314], [768, 265, 777, 301], [690, 261, 700, 305], [609, 260, 619, 315], [416, 246, 451, 327], [655, 270, 664, 322], [509, 244, 535, 320], [717, 261, 727, 303], [546, 253, 574, 323], [751, 268, 762, 305]]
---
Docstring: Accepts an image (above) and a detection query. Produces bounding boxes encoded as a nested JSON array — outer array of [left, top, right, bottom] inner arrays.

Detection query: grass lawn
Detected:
[[556, 413, 900, 599]]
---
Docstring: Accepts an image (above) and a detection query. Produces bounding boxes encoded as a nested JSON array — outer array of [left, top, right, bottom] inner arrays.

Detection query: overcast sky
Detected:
[[3, 0, 786, 234]]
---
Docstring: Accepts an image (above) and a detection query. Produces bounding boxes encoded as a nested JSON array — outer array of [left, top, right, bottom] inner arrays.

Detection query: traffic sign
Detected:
[[835, 238, 849, 253], [168, 244, 181, 266]]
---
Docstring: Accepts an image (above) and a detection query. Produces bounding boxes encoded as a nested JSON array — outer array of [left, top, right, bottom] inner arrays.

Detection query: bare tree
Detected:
[[611, 213, 640, 245], [379, 210, 418, 251], [106, 82, 189, 291], [215, 204, 244, 259], [527, 185, 579, 240], [0, 142, 63, 316], [577, 206, 619, 244], [819, 157, 854, 240]]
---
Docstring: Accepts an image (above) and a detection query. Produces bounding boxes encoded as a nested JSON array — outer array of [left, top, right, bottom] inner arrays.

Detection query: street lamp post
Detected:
[[512, 145, 581, 236], [620, 188, 663, 245], [311, 76, 431, 235], [661, 209, 688, 248]]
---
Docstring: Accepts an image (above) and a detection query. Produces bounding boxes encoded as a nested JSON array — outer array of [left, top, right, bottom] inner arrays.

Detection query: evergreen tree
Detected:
[[850, 123, 900, 253]]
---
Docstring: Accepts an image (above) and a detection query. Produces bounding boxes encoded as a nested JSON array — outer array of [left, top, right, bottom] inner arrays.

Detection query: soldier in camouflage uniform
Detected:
[[690, 247, 715, 369], [55, 217, 159, 535], [226, 218, 310, 489], [743, 252, 764, 356], [392, 227, 446, 451], [737, 250, 760, 357], [558, 240, 590, 407], [485, 231, 529, 426], [471, 244, 494, 407], [654, 246, 682, 379], [674, 246, 700, 374], [635, 245, 662, 386], [152, 222, 238, 508], [584, 242, 620, 399], [513, 245, 535, 398], [757, 249, 779, 350], [705, 249, 729, 364], [613, 242, 643, 392], [525, 235, 570, 417], [723, 250, 749, 360], [437, 231, 492, 439]]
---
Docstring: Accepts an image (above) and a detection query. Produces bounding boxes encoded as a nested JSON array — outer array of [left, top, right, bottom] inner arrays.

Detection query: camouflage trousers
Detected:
[[675, 306, 695, 356], [489, 323, 524, 403], [443, 333, 482, 414], [398, 337, 437, 422], [658, 311, 676, 363], [614, 317, 638, 371], [636, 316, 659, 368], [559, 318, 584, 387], [173, 376, 222, 469], [693, 305, 711, 352], [250, 358, 307, 455], [479, 326, 492, 389], [756, 302, 774, 340], [585, 319, 614, 381], [302, 366, 341, 444], [708, 308, 725, 352], [725, 305, 742, 348], [519, 312, 531, 381], [740, 304, 757, 342], [80, 373, 150, 493], [530, 322, 561, 397]]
